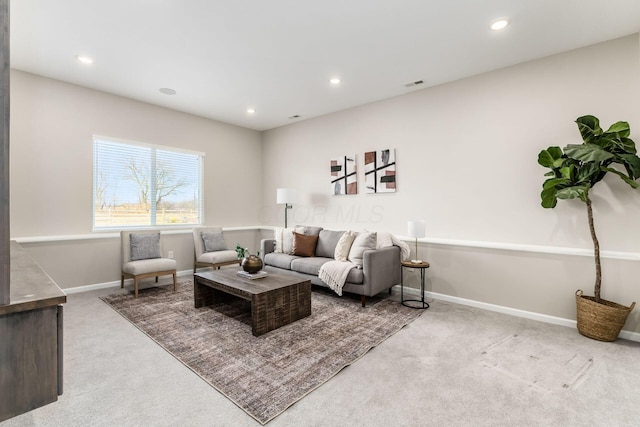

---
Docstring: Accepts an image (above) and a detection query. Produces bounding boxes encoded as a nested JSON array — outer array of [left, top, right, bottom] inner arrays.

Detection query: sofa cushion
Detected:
[[264, 252, 300, 270], [315, 230, 345, 258], [291, 257, 332, 275], [295, 225, 323, 236], [334, 230, 356, 261], [291, 232, 318, 257], [348, 232, 377, 267], [201, 231, 227, 252], [345, 267, 364, 284], [130, 233, 161, 261], [274, 227, 305, 253]]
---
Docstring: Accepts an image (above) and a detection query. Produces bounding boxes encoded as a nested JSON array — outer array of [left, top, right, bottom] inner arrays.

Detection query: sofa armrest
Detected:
[[361, 246, 401, 296], [260, 239, 276, 260]]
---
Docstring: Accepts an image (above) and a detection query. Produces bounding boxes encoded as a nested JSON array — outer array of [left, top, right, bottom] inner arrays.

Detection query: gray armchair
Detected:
[[121, 230, 177, 298], [193, 226, 240, 272]]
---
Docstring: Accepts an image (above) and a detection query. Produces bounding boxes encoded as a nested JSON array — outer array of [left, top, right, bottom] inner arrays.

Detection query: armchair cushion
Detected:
[[123, 258, 176, 275], [197, 250, 238, 264], [130, 233, 161, 261], [202, 231, 227, 252]]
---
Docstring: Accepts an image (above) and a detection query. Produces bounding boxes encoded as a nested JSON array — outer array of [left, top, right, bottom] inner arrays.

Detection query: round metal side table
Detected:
[[400, 260, 430, 309]]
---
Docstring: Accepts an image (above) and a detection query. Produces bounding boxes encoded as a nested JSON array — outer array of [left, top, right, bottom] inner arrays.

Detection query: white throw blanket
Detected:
[[319, 233, 412, 296], [318, 260, 355, 296], [390, 235, 411, 261]]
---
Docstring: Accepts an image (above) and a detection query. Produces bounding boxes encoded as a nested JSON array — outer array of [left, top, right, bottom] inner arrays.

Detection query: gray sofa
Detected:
[[260, 227, 401, 307]]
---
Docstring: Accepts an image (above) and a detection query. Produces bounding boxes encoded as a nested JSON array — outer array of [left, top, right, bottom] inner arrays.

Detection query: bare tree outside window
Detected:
[[93, 137, 203, 229]]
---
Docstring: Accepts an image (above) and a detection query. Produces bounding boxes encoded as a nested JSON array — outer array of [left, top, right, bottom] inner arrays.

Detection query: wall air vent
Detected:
[[404, 80, 424, 88]]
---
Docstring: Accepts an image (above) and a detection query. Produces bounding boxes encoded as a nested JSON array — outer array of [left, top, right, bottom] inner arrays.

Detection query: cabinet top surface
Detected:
[[0, 241, 66, 315]]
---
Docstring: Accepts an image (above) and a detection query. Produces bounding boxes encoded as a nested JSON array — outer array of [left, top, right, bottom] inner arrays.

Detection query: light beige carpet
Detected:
[[101, 281, 423, 424]]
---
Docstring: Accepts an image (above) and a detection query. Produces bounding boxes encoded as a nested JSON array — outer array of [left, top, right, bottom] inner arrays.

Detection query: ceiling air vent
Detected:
[[404, 80, 424, 88], [288, 115, 301, 119]]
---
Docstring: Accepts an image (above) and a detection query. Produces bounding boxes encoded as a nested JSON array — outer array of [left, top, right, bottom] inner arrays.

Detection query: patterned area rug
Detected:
[[101, 280, 423, 424]]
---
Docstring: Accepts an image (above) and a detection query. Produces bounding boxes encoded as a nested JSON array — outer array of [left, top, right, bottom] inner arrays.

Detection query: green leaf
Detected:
[[559, 165, 575, 179], [564, 143, 614, 163], [601, 167, 639, 188], [540, 187, 558, 208], [544, 171, 555, 177], [538, 146, 563, 168], [556, 185, 589, 202], [575, 162, 601, 184], [617, 153, 640, 179], [543, 177, 569, 190], [576, 115, 603, 143], [605, 121, 630, 138], [616, 137, 637, 154]]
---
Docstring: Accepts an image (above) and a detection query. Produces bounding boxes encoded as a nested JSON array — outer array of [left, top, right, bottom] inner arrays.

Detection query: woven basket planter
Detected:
[[575, 290, 636, 342]]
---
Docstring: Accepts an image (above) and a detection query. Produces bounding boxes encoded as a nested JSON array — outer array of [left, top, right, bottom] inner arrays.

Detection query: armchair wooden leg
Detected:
[[121, 274, 124, 289], [134, 278, 139, 299], [155, 276, 159, 283], [361, 295, 366, 307], [172, 272, 177, 292]]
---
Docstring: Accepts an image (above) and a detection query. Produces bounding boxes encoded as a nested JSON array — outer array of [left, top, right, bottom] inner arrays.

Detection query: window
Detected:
[[93, 136, 204, 230]]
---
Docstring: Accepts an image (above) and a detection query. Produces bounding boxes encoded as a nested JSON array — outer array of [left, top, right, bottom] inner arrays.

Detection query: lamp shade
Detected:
[[276, 188, 297, 204], [407, 220, 425, 239]]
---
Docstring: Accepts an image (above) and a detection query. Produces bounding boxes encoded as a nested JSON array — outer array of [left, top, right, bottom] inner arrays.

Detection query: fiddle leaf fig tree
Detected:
[[538, 115, 640, 303]]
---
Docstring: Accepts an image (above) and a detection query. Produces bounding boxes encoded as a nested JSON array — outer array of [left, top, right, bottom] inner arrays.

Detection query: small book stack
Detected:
[[237, 270, 268, 280]]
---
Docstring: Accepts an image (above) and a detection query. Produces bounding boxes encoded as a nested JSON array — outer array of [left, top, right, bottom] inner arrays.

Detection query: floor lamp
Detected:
[[276, 188, 297, 228], [407, 220, 425, 263]]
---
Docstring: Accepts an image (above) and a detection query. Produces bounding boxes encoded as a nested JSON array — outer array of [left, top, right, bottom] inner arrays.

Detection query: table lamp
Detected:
[[407, 220, 425, 263], [276, 188, 297, 228]]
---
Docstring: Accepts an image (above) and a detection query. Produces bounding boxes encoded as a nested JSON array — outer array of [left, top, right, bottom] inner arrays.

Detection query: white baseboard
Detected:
[[63, 269, 195, 294], [64, 276, 640, 343], [398, 286, 640, 343]]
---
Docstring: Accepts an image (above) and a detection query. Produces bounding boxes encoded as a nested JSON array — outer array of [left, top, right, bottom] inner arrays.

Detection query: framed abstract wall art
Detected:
[[364, 148, 396, 193], [330, 155, 357, 195]]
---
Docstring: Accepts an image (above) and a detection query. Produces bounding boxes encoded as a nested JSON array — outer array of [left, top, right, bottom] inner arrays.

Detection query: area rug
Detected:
[[101, 280, 423, 424]]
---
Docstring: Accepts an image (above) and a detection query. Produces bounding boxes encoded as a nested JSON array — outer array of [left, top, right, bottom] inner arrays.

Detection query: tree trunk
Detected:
[[586, 196, 602, 303]]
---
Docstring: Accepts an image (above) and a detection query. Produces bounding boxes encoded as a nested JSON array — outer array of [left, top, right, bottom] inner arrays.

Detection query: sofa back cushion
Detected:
[[315, 230, 345, 258], [295, 225, 323, 236]]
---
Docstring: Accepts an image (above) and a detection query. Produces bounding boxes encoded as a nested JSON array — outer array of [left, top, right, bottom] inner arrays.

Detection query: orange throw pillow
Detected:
[[291, 232, 318, 257]]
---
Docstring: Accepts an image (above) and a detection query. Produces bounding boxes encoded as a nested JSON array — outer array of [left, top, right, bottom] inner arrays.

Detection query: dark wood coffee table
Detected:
[[194, 269, 311, 336]]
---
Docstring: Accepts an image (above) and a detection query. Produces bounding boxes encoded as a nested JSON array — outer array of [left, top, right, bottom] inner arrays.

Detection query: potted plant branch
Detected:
[[538, 115, 639, 341]]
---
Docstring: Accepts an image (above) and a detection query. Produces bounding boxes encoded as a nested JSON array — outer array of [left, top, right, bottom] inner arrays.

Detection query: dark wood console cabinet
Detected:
[[0, 241, 66, 422]]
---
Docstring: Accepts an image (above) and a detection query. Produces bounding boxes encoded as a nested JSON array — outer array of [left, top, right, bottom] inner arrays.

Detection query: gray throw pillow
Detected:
[[130, 233, 161, 261], [202, 231, 227, 252]]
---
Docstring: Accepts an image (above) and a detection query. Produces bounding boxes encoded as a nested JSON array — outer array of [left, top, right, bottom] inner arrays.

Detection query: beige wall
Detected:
[[9, 35, 640, 334], [262, 34, 640, 332], [10, 70, 264, 287]]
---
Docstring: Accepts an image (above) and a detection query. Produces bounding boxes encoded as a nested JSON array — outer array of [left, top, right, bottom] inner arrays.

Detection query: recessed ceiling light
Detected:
[[490, 18, 510, 31], [75, 55, 94, 64], [329, 78, 341, 85], [246, 108, 256, 114], [159, 88, 176, 95]]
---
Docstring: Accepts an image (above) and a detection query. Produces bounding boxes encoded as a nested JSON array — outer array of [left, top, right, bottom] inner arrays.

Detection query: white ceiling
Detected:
[[9, 0, 640, 131]]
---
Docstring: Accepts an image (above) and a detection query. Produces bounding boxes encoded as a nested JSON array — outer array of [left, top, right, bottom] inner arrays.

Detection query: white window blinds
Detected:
[[93, 136, 204, 230]]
